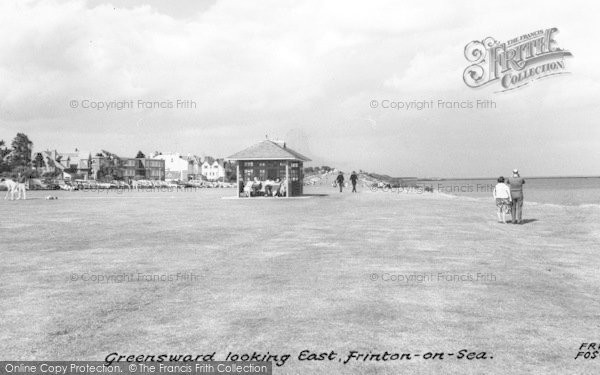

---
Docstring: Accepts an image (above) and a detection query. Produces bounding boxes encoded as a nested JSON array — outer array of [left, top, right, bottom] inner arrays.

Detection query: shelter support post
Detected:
[[236, 163, 240, 198], [285, 162, 290, 198]]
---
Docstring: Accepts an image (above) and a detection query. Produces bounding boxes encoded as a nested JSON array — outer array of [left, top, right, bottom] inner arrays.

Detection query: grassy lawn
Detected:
[[1, 186, 599, 374]]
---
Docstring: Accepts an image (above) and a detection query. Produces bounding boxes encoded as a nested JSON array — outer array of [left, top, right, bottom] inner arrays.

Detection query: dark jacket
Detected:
[[507, 176, 525, 198]]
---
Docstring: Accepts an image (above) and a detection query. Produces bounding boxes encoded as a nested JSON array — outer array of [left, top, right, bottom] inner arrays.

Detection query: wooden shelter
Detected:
[[226, 140, 311, 197]]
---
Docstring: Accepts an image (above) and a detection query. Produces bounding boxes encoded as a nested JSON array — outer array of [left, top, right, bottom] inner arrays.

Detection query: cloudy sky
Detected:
[[0, 0, 598, 178]]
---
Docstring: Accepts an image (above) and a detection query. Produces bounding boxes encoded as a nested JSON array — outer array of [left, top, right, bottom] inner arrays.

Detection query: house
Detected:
[[201, 157, 227, 181], [77, 152, 92, 177], [40, 149, 92, 179], [152, 152, 190, 180], [91, 151, 165, 181], [186, 155, 202, 180]]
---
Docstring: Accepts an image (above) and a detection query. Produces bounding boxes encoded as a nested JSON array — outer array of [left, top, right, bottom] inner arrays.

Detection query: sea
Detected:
[[414, 177, 600, 207]]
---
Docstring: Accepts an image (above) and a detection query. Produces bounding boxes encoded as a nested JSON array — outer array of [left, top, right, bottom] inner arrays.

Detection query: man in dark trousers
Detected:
[[335, 171, 344, 193], [350, 171, 358, 193], [507, 169, 525, 224], [16, 171, 29, 200]]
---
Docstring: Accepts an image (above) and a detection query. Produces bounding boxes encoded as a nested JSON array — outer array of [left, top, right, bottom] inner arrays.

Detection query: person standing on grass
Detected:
[[350, 171, 358, 193], [16, 172, 28, 200], [1, 177, 17, 200], [493, 176, 512, 224], [507, 169, 525, 224], [336, 171, 344, 193]]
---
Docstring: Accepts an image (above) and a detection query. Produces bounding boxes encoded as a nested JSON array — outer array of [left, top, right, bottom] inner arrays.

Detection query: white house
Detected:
[[201, 157, 226, 181], [153, 153, 190, 180]]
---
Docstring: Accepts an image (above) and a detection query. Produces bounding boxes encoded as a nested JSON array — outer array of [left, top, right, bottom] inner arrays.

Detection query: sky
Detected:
[[0, 0, 599, 178]]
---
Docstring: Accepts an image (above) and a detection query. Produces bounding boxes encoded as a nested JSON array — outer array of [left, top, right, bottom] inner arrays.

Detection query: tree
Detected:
[[224, 161, 238, 182], [135, 150, 146, 159], [96, 158, 121, 181], [33, 152, 45, 172], [0, 140, 10, 173], [65, 164, 78, 174], [9, 133, 33, 168]]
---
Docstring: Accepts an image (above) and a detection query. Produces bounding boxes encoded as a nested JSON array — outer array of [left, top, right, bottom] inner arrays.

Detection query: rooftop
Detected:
[[226, 140, 311, 162]]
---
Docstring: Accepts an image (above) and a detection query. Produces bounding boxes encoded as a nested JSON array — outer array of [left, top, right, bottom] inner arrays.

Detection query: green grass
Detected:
[[1, 186, 599, 374]]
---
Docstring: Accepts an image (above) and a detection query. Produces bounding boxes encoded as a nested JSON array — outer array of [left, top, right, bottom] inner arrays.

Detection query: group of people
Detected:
[[1, 172, 29, 200], [334, 171, 359, 193], [241, 177, 287, 197], [492, 169, 526, 224]]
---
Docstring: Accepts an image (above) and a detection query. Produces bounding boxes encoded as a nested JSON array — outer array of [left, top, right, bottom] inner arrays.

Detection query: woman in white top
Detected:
[[493, 176, 512, 224]]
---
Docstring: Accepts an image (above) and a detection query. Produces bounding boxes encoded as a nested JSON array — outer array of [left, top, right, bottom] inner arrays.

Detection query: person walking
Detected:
[[335, 171, 344, 193], [507, 169, 525, 224], [350, 171, 358, 193]]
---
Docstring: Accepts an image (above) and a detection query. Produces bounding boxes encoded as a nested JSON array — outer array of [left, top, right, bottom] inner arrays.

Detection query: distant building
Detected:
[[91, 152, 165, 181], [201, 157, 227, 181], [187, 155, 202, 180], [77, 154, 92, 177], [41, 149, 92, 178], [152, 152, 190, 180]]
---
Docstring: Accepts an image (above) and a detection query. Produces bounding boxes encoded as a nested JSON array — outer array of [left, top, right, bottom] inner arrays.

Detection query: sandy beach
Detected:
[[1, 186, 599, 374]]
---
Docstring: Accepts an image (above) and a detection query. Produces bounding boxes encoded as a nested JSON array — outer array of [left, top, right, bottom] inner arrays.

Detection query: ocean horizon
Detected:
[[414, 176, 600, 206]]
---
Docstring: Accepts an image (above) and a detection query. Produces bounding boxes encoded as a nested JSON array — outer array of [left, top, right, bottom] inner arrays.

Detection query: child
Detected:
[[493, 176, 512, 224]]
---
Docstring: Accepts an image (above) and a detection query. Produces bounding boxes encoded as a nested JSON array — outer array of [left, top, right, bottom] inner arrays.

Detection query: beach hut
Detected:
[[226, 140, 311, 197]]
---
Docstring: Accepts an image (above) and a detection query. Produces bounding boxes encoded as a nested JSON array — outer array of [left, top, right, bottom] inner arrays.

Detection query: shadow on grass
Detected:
[[512, 218, 538, 225], [223, 194, 329, 200]]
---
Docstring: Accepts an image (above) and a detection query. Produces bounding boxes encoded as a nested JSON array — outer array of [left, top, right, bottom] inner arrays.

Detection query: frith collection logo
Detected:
[[463, 27, 572, 92]]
